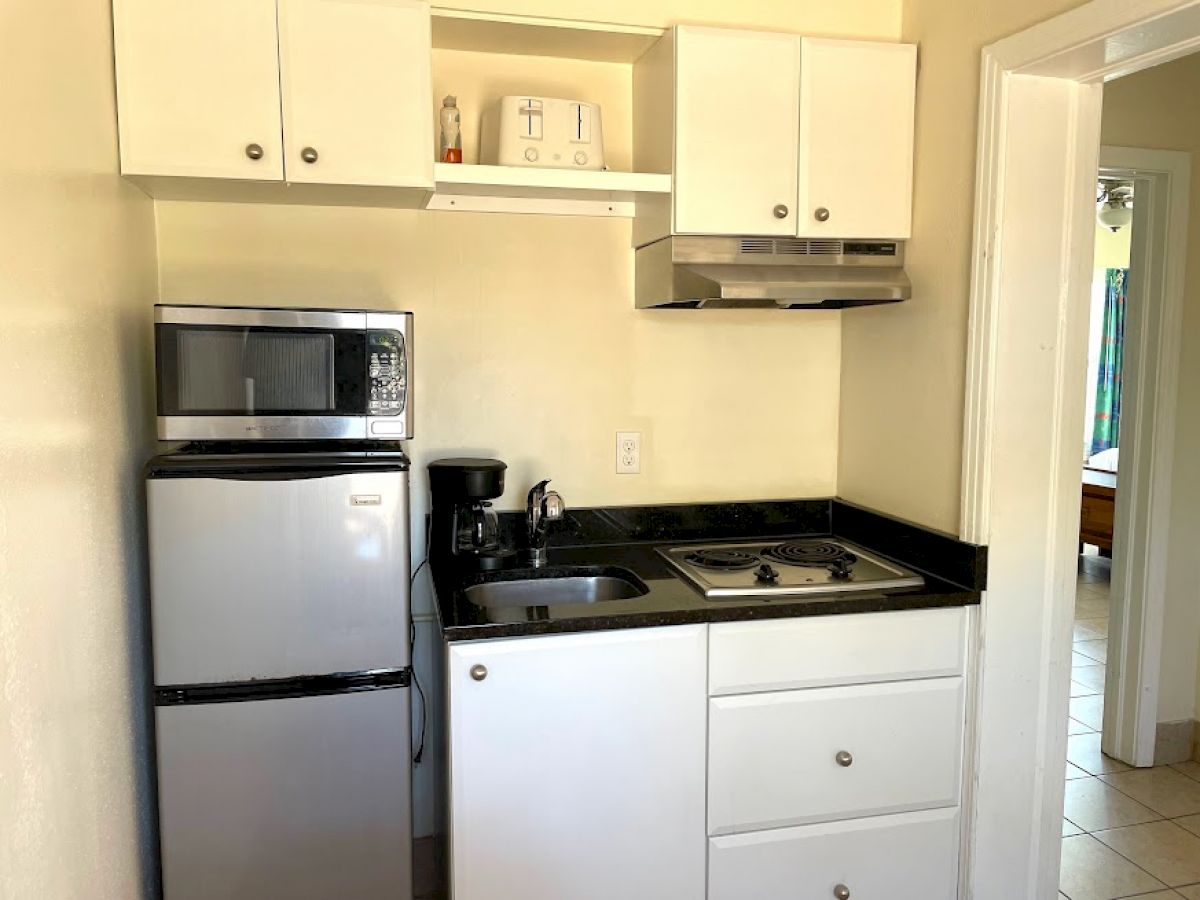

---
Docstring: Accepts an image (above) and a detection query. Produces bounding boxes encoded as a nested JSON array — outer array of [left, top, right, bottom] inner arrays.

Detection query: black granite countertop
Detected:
[[433, 499, 986, 642]]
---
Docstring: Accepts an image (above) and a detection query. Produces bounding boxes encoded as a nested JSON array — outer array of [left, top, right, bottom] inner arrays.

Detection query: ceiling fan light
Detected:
[[1097, 203, 1133, 232]]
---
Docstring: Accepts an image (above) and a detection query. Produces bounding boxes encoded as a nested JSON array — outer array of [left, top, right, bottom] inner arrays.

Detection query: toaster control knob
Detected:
[[524, 147, 539, 162], [574, 150, 588, 166]]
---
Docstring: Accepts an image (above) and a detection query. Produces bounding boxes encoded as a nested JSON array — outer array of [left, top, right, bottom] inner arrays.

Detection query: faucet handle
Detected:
[[527, 479, 551, 528]]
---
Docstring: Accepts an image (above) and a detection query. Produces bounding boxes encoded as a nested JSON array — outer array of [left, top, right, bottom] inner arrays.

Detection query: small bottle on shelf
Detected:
[[439, 95, 462, 164]]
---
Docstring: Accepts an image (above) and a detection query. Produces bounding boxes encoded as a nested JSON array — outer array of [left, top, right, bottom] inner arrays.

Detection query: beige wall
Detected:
[[1094, 222, 1132, 269], [0, 1, 159, 898], [837, 0, 1089, 533], [1099, 52, 1200, 725]]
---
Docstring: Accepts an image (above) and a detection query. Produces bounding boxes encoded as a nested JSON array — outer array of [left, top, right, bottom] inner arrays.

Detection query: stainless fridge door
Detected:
[[156, 686, 412, 900], [148, 469, 409, 685]]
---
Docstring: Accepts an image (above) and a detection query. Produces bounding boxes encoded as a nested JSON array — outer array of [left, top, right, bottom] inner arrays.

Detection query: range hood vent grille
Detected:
[[737, 238, 848, 257]]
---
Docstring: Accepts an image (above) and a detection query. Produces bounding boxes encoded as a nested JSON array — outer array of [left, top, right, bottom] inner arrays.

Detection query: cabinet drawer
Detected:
[[709, 678, 963, 835], [709, 808, 960, 900], [709, 607, 967, 695]]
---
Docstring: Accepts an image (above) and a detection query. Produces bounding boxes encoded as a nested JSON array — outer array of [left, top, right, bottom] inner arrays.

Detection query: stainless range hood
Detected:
[[635, 235, 912, 309]]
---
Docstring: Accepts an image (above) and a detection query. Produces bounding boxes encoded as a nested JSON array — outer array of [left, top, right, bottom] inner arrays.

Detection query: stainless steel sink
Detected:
[[464, 571, 647, 608]]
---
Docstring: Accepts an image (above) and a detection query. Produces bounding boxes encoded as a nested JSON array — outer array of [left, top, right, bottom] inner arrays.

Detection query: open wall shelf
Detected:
[[426, 163, 671, 216]]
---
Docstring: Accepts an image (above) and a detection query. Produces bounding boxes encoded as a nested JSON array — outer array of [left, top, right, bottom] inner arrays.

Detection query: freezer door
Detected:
[[148, 469, 409, 685], [156, 687, 412, 900]]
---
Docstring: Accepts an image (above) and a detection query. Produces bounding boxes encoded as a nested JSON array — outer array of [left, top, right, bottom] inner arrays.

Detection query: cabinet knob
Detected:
[[834, 885, 851, 900], [245, 143, 264, 160], [469, 664, 488, 682], [815, 207, 831, 222], [773, 203, 789, 219], [301, 146, 319, 164], [835, 750, 854, 767]]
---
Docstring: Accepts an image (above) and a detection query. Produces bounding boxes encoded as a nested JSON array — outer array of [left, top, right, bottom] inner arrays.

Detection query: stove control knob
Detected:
[[755, 563, 780, 584]]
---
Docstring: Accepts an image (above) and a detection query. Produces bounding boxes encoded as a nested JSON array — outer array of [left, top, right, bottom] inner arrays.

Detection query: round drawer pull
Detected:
[[834, 884, 851, 900], [245, 143, 264, 160], [835, 750, 854, 767], [469, 664, 488, 682], [815, 207, 831, 222], [301, 146, 319, 164]]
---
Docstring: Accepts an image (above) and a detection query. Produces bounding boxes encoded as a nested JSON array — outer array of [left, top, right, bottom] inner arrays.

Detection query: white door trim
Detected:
[[962, 2, 1200, 897], [1097, 147, 1189, 769]]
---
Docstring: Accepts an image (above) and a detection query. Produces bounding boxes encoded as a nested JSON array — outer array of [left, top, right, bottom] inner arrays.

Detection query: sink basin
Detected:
[[464, 569, 648, 608]]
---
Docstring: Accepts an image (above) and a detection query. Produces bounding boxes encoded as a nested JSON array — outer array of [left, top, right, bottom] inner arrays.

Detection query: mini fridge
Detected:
[[146, 445, 413, 900]]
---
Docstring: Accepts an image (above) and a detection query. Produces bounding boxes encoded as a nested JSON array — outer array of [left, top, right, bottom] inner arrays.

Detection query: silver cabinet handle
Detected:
[[815, 207, 831, 222], [245, 143, 264, 160], [469, 664, 488, 682], [835, 750, 853, 767], [301, 146, 319, 164], [834, 885, 851, 900], [773, 204, 789, 219]]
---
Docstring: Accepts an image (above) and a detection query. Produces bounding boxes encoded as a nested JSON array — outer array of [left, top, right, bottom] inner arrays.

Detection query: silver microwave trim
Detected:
[[158, 415, 370, 441], [155, 305, 368, 330]]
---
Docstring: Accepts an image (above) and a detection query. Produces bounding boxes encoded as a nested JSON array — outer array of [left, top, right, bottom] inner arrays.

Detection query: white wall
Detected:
[[0, 0, 160, 897], [1099, 53, 1200, 727]]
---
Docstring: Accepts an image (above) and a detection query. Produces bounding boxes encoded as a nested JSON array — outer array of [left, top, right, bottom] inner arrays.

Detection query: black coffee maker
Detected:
[[428, 458, 516, 572]]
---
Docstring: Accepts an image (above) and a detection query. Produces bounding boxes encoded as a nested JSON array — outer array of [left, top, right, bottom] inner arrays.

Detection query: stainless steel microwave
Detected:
[[154, 305, 412, 441]]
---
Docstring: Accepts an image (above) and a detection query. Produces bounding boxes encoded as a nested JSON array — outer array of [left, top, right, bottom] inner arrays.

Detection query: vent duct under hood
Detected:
[[635, 235, 912, 309]]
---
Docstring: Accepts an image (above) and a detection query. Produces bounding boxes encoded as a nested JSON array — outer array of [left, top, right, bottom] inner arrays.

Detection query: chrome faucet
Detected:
[[525, 479, 565, 567]]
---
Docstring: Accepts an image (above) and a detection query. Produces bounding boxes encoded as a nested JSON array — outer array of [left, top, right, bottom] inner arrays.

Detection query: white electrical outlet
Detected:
[[616, 431, 641, 474]]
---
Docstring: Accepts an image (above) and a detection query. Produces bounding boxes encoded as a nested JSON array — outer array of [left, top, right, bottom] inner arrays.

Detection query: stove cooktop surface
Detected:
[[658, 538, 924, 599]]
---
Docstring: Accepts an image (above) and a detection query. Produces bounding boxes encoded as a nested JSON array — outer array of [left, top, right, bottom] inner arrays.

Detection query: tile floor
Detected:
[[1060, 553, 1200, 900]]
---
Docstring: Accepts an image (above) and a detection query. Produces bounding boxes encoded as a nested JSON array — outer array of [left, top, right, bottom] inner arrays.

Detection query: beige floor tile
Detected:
[[1093, 820, 1200, 886], [1071, 694, 1106, 731], [1075, 597, 1111, 620], [1076, 639, 1109, 664], [1176, 884, 1200, 898], [1073, 665, 1107, 692], [1100, 768, 1200, 819], [1068, 733, 1131, 774], [1074, 619, 1109, 642], [1175, 815, 1200, 838], [1124, 892, 1189, 899], [1064, 818, 1085, 836], [1070, 717, 1099, 736], [1059, 833, 1167, 900], [1063, 777, 1162, 831], [1075, 650, 1100, 668], [1068, 761, 1090, 780], [1072, 679, 1102, 698], [1170, 761, 1200, 783]]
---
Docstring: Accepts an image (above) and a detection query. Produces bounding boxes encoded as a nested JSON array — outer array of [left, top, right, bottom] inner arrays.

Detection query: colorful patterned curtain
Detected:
[[1091, 268, 1127, 455]]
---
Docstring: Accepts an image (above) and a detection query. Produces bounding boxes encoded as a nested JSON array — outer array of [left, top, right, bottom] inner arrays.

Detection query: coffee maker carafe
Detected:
[[428, 458, 516, 572]]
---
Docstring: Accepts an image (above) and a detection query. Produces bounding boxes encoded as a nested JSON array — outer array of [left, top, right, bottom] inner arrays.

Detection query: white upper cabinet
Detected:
[[278, 0, 433, 187], [673, 26, 800, 236], [113, 0, 284, 179], [643, 28, 917, 240], [796, 38, 916, 239]]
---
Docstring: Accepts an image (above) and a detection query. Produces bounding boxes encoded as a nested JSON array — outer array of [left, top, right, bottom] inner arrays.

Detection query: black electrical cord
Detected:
[[408, 516, 432, 765]]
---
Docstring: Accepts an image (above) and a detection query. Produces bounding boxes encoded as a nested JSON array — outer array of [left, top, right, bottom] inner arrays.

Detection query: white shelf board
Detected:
[[430, 7, 665, 63], [427, 163, 671, 216]]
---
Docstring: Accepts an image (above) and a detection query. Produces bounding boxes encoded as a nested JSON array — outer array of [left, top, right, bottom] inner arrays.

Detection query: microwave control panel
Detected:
[[368, 330, 407, 415]]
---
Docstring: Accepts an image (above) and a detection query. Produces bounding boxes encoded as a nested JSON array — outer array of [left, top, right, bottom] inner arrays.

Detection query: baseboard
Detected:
[[1154, 718, 1196, 765]]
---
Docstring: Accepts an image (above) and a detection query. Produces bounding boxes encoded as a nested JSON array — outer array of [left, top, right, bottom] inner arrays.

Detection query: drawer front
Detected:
[[709, 607, 966, 696], [709, 678, 964, 835], [709, 807, 960, 900]]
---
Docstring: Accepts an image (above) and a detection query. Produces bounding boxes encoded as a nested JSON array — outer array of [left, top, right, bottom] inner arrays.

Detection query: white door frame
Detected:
[[1097, 147, 1189, 768], [961, 2, 1199, 897]]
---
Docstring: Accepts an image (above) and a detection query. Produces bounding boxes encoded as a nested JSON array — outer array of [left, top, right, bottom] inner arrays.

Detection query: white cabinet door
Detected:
[[278, 0, 433, 187], [448, 626, 707, 900], [673, 26, 801, 236], [709, 808, 960, 900], [709, 678, 964, 835], [796, 38, 917, 239], [113, 0, 284, 179]]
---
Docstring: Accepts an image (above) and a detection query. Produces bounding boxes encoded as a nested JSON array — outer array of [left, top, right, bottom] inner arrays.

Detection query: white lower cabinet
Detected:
[[447, 625, 707, 900], [708, 807, 961, 900], [708, 678, 965, 835]]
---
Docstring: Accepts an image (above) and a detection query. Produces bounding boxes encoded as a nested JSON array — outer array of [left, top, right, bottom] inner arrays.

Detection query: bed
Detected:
[[1081, 448, 1118, 552]]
